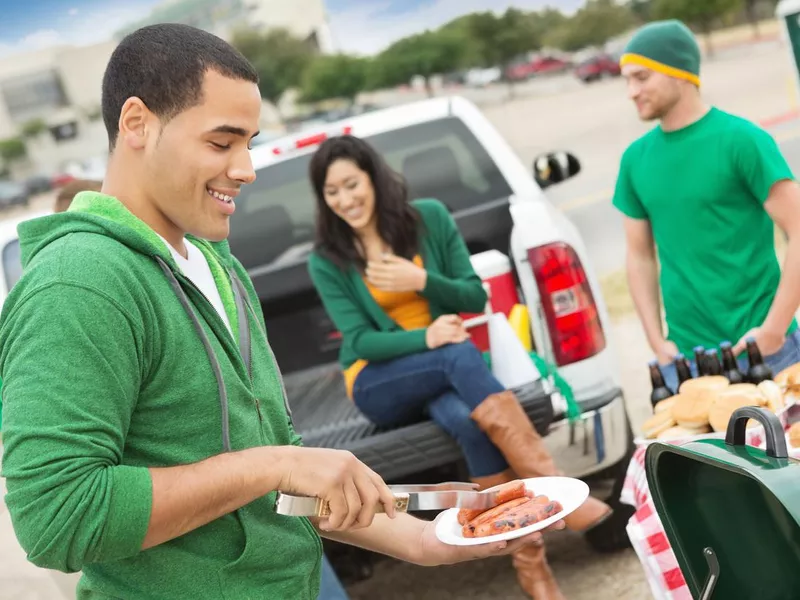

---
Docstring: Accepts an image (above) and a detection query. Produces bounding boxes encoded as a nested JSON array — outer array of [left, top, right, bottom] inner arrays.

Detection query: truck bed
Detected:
[[283, 364, 556, 481]]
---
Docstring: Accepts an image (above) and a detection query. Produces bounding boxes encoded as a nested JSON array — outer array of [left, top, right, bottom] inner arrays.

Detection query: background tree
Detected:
[[445, 10, 540, 95], [301, 55, 368, 104], [652, 0, 743, 56], [544, 0, 635, 52], [232, 28, 315, 117], [369, 29, 468, 97]]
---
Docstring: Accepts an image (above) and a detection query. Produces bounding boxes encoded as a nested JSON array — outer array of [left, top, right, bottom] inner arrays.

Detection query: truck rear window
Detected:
[[228, 116, 513, 270]]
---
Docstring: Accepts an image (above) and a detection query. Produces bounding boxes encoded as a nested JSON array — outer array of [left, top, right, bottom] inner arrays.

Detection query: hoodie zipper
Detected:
[[177, 274, 264, 430]]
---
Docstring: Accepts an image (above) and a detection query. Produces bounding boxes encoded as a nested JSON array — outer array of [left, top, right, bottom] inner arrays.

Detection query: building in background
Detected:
[[0, 0, 333, 178], [0, 41, 115, 178]]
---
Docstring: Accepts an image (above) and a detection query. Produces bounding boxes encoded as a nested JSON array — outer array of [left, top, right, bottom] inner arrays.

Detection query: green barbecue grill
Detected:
[[646, 407, 800, 600]]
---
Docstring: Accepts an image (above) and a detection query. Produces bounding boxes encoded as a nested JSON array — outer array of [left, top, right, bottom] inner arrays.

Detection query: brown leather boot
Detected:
[[470, 470, 566, 600], [512, 542, 567, 600], [470, 390, 612, 532]]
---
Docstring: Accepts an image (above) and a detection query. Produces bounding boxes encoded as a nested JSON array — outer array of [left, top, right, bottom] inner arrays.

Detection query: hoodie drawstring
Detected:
[[156, 256, 232, 452]]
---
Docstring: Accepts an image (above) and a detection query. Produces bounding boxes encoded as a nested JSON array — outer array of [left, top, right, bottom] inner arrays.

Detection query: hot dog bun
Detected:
[[643, 410, 677, 439], [678, 375, 730, 396], [671, 391, 714, 429], [757, 380, 785, 413], [709, 391, 762, 432]]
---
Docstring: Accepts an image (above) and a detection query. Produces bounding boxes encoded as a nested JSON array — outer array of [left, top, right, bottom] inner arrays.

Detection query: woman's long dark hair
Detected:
[[309, 135, 420, 271]]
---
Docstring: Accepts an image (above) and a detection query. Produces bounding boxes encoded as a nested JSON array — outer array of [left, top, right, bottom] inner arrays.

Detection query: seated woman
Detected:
[[306, 135, 614, 600]]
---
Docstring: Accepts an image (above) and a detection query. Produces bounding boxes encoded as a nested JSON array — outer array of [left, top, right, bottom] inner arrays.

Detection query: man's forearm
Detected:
[[318, 513, 426, 565], [763, 233, 800, 334], [142, 445, 285, 550], [626, 251, 665, 349]]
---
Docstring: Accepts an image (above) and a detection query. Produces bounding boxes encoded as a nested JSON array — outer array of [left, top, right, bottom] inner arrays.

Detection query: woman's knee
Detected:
[[437, 340, 484, 365]]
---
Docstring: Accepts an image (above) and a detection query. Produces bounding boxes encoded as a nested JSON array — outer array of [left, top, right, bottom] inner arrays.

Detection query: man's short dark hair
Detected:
[[101, 23, 259, 148]]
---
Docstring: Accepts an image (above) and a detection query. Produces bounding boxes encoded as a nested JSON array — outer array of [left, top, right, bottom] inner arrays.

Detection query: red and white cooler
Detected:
[[462, 250, 521, 352]]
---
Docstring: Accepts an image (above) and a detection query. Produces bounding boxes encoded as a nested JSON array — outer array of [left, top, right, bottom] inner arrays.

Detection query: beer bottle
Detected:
[[745, 337, 773, 384], [649, 360, 674, 408], [704, 348, 723, 376], [693, 345, 707, 377], [675, 353, 693, 386], [719, 341, 745, 384]]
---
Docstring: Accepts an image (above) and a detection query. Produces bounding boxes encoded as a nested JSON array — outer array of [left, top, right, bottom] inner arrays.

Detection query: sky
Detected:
[[0, 0, 584, 58]]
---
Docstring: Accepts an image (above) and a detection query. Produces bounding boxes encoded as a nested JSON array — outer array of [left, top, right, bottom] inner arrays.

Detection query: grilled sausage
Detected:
[[461, 497, 532, 537], [471, 500, 564, 538], [457, 480, 528, 525]]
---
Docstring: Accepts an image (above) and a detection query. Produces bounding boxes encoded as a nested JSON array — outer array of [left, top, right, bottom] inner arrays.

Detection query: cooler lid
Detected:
[[470, 249, 511, 280], [646, 407, 800, 599]]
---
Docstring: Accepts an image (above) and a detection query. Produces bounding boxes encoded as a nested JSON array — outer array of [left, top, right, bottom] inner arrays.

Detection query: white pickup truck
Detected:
[[0, 95, 635, 582], [226, 95, 634, 575]]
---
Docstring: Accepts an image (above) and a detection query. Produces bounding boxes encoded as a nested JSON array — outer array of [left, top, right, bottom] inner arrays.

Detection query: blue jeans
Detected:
[[318, 555, 349, 600], [659, 329, 800, 392], [352, 341, 509, 477]]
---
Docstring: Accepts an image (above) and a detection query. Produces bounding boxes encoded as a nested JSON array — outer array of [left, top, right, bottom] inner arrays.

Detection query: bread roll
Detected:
[[643, 410, 677, 439], [654, 396, 677, 414], [757, 380, 785, 413], [715, 384, 765, 407], [657, 425, 711, 440], [709, 392, 762, 432], [672, 391, 714, 428], [775, 362, 800, 389], [678, 376, 730, 397], [789, 422, 800, 449]]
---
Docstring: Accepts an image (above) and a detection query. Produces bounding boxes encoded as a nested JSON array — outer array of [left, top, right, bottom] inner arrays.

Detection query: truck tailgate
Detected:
[[283, 365, 555, 481]]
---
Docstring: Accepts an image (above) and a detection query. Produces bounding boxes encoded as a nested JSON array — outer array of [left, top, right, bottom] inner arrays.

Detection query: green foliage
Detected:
[[301, 54, 368, 103], [0, 138, 26, 163], [20, 119, 47, 138], [652, 0, 743, 32], [368, 29, 469, 92], [544, 0, 635, 52], [231, 28, 315, 105]]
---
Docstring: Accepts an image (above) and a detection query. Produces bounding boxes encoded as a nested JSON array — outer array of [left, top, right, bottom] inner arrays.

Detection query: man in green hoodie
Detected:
[[0, 23, 554, 600]]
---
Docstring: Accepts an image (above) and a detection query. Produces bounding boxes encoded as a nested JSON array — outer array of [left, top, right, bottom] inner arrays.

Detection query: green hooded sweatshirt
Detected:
[[0, 192, 322, 599]]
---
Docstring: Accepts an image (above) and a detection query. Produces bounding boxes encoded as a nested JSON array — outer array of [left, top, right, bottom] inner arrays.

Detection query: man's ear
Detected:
[[118, 97, 155, 150]]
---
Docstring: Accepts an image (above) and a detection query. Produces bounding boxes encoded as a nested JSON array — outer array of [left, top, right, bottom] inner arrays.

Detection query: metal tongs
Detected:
[[275, 481, 503, 517]]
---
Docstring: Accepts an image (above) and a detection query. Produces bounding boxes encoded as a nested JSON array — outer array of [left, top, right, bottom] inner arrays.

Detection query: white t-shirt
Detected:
[[157, 235, 233, 336]]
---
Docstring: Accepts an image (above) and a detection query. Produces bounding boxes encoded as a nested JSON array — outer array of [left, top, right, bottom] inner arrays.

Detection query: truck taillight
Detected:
[[527, 242, 605, 366]]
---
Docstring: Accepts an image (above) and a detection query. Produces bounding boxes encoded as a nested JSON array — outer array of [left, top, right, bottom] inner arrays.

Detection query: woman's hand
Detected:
[[366, 255, 427, 292], [425, 315, 470, 349]]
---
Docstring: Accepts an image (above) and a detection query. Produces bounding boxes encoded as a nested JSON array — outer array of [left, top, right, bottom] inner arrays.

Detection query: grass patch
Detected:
[[599, 269, 635, 322]]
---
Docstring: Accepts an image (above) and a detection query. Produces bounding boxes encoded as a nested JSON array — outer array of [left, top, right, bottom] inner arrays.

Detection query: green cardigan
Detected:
[[308, 198, 488, 370]]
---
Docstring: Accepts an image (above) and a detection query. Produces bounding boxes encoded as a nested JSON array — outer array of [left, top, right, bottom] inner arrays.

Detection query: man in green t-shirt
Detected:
[[613, 19, 800, 391]]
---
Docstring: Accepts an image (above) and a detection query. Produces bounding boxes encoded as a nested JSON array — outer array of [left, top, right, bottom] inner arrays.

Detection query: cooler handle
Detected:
[[724, 406, 788, 459]]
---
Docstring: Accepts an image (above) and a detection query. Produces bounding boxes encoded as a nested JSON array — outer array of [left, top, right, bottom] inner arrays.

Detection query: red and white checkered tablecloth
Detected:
[[619, 403, 800, 600]]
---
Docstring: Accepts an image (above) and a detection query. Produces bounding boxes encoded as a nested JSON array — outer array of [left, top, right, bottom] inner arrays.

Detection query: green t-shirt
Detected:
[[613, 107, 797, 356]]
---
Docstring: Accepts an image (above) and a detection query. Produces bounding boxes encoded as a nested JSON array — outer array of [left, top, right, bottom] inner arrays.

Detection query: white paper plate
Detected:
[[434, 476, 589, 546]]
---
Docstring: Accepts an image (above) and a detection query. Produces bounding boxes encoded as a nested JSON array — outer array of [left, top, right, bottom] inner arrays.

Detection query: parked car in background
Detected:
[[465, 67, 502, 87], [24, 174, 52, 196], [506, 55, 571, 81], [575, 53, 621, 83], [0, 180, 29, 210]]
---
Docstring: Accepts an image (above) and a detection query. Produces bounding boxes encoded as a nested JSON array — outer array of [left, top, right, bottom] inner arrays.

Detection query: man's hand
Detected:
[[365, 254, 427, 292], [733, 326, 785, 358], [414, 512, 567, 567], [425, 315, 470, 349], [276, 447, 397, 532], [653, 338, 679, 366]]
